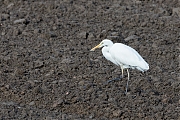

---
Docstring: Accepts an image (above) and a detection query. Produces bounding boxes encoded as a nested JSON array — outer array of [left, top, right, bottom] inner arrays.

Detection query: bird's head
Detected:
[[90, 39, 113, 51]]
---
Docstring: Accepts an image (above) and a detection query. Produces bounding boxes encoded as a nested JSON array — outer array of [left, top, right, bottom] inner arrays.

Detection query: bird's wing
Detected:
[[109, 43, 145, 68]]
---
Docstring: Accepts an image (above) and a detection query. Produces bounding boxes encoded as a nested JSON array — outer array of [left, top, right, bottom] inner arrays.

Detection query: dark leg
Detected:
[[125, 69, 130, 94]]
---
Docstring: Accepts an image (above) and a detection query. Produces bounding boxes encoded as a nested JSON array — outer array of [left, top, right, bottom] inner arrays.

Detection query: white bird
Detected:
[[90, 39, 149, 94]]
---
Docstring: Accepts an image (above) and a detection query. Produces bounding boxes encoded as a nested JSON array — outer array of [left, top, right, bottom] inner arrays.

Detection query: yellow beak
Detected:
[[90, 44, 101, 51]]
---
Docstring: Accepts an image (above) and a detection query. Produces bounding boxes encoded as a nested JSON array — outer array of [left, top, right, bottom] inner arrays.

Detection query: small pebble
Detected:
[[14, 19, 26, 24]]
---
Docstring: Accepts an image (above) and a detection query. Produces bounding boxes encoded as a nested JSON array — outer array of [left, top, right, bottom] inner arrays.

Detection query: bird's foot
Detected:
[[106, 76, 123, 83], [124, 89, 128, 95]]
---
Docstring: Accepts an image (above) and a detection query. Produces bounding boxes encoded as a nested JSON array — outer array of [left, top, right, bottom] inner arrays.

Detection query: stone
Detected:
[[34, 29, 41, 34], [88, 33, 95, 39], [107, 36, 119, 40], [29, 101, 35, 106], [14, 19, 26, 24], [7, 3, 14, 8], [113, 110, 122, 117], [34, 60, 44, 69], [111, 32, 119, 36], [172, 7, 180, 17], [77, 32, 88, 39], [52, 99, 63, 107], [1, 13, 10, 20], [124, 35, 140, 41]]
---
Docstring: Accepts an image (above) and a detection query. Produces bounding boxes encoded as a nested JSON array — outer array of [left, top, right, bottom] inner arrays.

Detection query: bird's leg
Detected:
[[121, 67, 124, 78], [125, 69, 130, 94], [107, 67, 124, 83]]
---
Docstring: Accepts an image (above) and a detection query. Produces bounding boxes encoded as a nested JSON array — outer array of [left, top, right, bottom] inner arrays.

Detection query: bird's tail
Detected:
[[137, 60, 149, 72]]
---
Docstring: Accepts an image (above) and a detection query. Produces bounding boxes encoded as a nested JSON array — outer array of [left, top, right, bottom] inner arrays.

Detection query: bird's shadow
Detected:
[[104, 75, 123, 84]]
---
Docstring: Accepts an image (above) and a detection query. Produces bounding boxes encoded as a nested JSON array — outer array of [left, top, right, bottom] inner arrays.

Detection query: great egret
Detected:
[[90, 39, 149, 94]]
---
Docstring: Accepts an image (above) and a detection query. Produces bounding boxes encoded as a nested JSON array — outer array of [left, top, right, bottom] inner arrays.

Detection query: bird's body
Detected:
[[90, 39, 149, 94], [102, 42, 149, 71]]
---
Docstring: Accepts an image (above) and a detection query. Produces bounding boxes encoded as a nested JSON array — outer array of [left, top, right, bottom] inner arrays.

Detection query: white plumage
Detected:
[[90, 39, 149, 94]]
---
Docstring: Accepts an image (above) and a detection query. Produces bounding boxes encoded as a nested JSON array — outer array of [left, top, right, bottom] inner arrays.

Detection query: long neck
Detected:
[[102, 46, 118, 65], [102, 46, 112, 61]]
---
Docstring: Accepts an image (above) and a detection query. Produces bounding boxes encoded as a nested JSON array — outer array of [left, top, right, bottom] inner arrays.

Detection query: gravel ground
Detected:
[[0, 0, 179, 119]]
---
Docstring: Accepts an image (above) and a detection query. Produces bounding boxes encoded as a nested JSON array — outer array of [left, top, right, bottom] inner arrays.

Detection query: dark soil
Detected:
[[0, 0, 179, 119]]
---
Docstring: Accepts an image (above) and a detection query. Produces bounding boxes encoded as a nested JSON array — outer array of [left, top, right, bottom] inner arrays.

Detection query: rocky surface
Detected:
[[0, 0, 179, 119]]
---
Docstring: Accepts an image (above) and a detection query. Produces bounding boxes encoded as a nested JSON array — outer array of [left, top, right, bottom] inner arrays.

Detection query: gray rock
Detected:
[[88, 33, 95, 39], [1, 31, 6, 35], [97, 30, 107, 38], [107, 35, 120, 40], [7, 3, 14, 8], [77, 32, 88, 39], [34, 29, 41, 34], [78, 80, 85, 86], [172, 7, 180, 17], [14, 19, 26, 24], [61, 58, 73, 64], [101, 30, 107, 34], [111, 32, 119, 36], [52, 99, 63, 107], [29, 101, 35, 106], [1, 13, 10, 20], [33, 60, 44, 69], [13, 29, 21, 36], [49, 31, 57, 37], [2, 101, 17, 106], [124, 35, 140, 41], [113, 110, 122, 117]]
